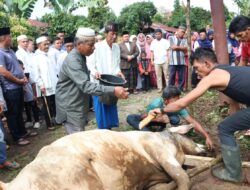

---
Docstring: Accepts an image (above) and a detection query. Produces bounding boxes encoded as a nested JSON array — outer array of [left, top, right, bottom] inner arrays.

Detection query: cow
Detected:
[[0, 128, 205, 190]]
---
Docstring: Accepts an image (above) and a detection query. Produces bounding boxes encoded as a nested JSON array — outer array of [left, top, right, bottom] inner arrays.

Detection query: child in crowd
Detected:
[[138, 51, 151, 92], [127, 85, 213, 148], [18, 60, 40, 129], [0, 86, 20, 170]]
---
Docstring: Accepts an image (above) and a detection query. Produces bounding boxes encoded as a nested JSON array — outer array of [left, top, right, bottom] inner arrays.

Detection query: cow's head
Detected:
[[174, 133, 206, 155]]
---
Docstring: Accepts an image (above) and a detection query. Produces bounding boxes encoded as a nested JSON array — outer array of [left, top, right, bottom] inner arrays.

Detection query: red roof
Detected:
[[28, 19, 49, 28], [151, 23, 177, 33]]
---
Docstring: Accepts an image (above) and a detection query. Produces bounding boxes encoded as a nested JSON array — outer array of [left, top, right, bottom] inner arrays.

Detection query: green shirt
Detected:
[[145, 97, 189, 118]]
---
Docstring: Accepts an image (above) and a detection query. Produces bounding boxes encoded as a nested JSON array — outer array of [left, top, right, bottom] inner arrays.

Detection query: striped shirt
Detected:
[[169, 36, 187, 65]]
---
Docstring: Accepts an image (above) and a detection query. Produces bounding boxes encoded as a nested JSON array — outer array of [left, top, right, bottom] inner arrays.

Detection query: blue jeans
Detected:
[[218, 107, 250, 146], [4, 88, 27, 141], [0, 120, 6, 164]]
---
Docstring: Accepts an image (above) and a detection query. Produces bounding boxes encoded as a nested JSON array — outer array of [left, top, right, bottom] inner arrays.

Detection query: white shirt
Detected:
[[56, 51, 68, 75], [88, 39, 121, 84], [15, 46, 32, 73], [150, 38, 170, 64], [33, 49, 58, 96]]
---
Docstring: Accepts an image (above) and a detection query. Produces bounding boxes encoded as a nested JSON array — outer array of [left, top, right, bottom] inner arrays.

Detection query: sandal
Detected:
[[47, 126, 56, 131], [17, 138, 30, 146], [0, 161, 20, 170], [21, 131, 38, 138]]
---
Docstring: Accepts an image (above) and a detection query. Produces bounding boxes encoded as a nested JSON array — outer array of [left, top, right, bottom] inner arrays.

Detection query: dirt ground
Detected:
[[0, 89, 249, 189]]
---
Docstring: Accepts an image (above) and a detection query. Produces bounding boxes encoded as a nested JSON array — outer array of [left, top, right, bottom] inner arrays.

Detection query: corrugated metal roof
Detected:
[[151, 23, 177, 33], [28, 19, 49, 28]]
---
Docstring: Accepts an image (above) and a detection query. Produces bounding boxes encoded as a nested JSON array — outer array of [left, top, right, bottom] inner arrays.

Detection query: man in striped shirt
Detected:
[[168, 26, 188, 91]]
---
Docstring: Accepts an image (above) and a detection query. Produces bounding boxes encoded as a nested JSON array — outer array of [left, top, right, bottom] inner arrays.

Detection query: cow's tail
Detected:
[[0, 181, 7, 190]]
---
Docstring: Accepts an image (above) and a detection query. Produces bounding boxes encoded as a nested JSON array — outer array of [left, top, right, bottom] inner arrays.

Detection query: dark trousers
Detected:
[[41, 95, 56, 128], [126, 114, 166, 131], [168, 65, 186, 91], [122, 67, 138, 90], [24, 101, 39, 122], [141, 74, 150, 91], [218, 107, 250, 147], [4, 88, 27, 141]]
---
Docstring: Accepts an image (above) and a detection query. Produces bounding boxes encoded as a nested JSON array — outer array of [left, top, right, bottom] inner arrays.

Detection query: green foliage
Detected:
[[118, 1, 157, 34], [10, 14, 38, 47], [87, 4, 116, 31], [152, 13, 168, 25], [167, 0, 186, 27], [1, 0, 37, 19], [167, 1, 235, 31], [42, 13, 89, 37], [0, 11, 10, 27], [233, 0, 250, 16], [190, 7, 211, 31], [44, 0, 108, 14]]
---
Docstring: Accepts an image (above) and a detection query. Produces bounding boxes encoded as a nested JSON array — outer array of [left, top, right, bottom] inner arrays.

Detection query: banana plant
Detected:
[[43, 0, 108, 14], [1, 0, 37, 18]]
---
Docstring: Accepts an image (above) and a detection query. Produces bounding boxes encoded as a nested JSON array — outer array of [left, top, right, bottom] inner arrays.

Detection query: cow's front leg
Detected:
[[157, 155, 190, 190]]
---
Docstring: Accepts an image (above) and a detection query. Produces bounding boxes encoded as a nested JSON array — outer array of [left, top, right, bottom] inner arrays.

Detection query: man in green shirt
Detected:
[[127, 85, 213, 149]]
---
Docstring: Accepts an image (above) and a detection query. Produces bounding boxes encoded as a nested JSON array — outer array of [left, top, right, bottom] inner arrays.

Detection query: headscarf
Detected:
[[227, 32, 240, 48], [129, 35, 137, 42], [136, 33, 146, 52]]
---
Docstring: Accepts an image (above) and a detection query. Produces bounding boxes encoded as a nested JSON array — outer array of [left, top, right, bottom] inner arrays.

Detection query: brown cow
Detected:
[[0, 129, 205, 190]]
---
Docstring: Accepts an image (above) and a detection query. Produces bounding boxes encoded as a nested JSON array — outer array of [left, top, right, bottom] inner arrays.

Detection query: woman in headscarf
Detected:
[[136, 33, 147, 91], [145, 34, 157, 88]]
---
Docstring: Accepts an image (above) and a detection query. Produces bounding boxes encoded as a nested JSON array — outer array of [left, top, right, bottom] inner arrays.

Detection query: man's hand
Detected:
[[206, 137, 214, 151], [18, 77, 28, 85], [117, 72, 125, 80], [148, 108, 161, 117], [114, 87, 129, 99], [41, 87, 46, 96], [127, 55, 133, 62], [95, 72, 101, 79]]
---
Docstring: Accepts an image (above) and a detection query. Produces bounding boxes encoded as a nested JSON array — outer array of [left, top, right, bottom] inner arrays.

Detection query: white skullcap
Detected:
[[36, 36, 48, 44], [75, 27, 95, 39], [17, 34, 28, 41]]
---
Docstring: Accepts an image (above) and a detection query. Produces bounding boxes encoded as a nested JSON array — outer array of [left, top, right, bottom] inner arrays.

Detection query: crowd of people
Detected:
[[0, 14, 249, 186]]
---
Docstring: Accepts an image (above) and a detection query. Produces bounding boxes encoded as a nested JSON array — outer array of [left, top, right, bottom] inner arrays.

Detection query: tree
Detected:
[[87, 4, 116, 31], [233, 0, 250, 16], [167, 0, 186, 27], [118, 1, 157, 34], [190, 7, 211, 31], [42, 13, 89, 37], [43, 0, 107, 14], [0, 0, 37, 18]]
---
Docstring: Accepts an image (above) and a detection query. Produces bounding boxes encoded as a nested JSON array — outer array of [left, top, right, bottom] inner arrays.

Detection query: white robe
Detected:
[[33, 49, 58, 96], [88, 39, 121, 84], [15, 46, 32, 73]]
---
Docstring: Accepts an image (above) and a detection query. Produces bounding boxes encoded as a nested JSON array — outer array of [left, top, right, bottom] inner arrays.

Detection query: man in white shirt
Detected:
[[48, 37, 64, 74], [56, 36, 74, 73], [150, 29, 170, 93], [89, 22, 125, 130], [15, 35, 32, 74], [33, 36, 58, 130]]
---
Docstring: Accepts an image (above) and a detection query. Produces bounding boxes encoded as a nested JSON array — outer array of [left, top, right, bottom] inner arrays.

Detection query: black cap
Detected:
[[64, 36, 74, 43], [0, 27, 10, 36], [105, 22, 119, 33], [122, 31, 129, 36], [199, 28, 206, 34], [154, 28, 162, 33]]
